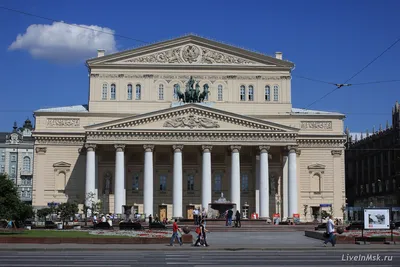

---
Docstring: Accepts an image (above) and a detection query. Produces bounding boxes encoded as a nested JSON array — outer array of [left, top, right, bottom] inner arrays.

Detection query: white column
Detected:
[[288, 146, 298, 217], [143, 145, 154, 218], [255, 155, 260, 215], [114, 144, 125, 215], [259, 146, 270, 218], [282, 154, 289, 220], [173, 145, 183, 218], [202, 145, 212, 212], [85, 144, 96, 207], [94, 155, 99, 203], [230, 145, 241, 212]]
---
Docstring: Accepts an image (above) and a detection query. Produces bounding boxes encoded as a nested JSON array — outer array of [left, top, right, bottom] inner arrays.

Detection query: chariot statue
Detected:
[[176, 76, 210, 103]]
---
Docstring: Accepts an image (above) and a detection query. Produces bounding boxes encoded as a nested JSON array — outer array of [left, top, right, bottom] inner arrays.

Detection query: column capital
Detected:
[[287, 145, 299, 154], [259, 145, 270, 153], [201, 145, 213, 153], [85, 143, 97, 152], [331, 150, 343, 157], [230, 145, 241, 153], [114, 144, 125, 152], [173, 144, 184, 152], [143, 144, 154, 152]]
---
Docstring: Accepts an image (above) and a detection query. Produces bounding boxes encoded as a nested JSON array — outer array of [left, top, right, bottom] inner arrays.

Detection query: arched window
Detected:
[[23, 156, 31, 172], [265, 85, 271, 101], [127, 84, 133, 100], [173, 84, 180, 100], [248, 85, 254, 101], [158, 84, 164, 100], [102, 83, 108, 100], [240, 85, 246, 101], [273, 85, 279, 101], [110, 84, 116, 100], [217, 85, 223, 101], [135, 84, 141, 100]]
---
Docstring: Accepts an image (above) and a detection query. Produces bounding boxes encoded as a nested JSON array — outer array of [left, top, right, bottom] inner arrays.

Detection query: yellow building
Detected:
[[32, 35, 346, 221]]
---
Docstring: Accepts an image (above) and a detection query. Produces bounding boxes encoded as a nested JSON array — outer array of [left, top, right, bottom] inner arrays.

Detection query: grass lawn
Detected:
[[0, 230, 131, 238]]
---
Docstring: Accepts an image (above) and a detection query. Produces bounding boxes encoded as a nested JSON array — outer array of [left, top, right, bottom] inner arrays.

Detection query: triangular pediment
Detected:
[[85, 104, 298, 132], [87, 35, 293, 68], [53, 161, 71, 168]]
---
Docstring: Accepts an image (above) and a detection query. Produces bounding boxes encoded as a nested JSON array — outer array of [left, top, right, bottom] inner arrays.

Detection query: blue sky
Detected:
[[0, 0, 399, 132]]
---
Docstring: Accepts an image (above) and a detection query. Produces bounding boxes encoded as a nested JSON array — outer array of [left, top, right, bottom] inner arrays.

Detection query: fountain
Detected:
[[209, 193, 236, 219]]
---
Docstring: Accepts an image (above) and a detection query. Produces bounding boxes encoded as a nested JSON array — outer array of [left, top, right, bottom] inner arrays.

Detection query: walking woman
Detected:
[[194, 220, 209, 247]]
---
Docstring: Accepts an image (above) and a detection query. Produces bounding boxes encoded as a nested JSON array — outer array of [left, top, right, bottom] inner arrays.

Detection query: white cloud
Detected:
[[9, 22, 117, 62]]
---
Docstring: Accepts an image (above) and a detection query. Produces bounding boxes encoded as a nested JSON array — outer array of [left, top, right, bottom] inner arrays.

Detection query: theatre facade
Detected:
[[32, 35, 346, 221]]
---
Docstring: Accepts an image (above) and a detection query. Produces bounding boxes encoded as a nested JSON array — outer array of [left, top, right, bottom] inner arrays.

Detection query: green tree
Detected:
[[0, 173, 34, 225], [37, 208, 51, 221], [57, 202, 78, 226]]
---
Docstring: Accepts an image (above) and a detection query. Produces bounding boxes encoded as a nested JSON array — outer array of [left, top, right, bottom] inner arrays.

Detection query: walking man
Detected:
[[169, 219, 182, 246], [323, 215, 336, 247]]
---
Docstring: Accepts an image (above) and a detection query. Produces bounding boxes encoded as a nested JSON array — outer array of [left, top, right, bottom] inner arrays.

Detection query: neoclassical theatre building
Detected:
[[32, 35, 346, 221]]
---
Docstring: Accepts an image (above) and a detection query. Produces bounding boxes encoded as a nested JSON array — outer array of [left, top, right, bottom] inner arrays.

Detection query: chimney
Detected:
[[97, 49, 105, 57], [275, 52, 282, 60]]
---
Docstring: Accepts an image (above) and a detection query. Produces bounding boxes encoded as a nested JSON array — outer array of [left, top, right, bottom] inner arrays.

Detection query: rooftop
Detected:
[[34, 104, 344, 116]]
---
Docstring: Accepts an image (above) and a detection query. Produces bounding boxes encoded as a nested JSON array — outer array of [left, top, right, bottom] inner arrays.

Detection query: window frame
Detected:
[[240, 85, 246, 101], [214, 173, 222, 192], [23, 156, 31, 172], [187, 174, 195, 191], [248, 85, 254, 101], [273, 85, 279, 101], [127, 84, 133, 100], [265, 85, 271, 101], [217, 85, 223, 101], [159, 175, 167, 191], [241, 173, 249, 192], [135, 84, 141, 100], [110, 83, 116, 100], [158, 84, 164, 100], [102, 83, 108, 100]]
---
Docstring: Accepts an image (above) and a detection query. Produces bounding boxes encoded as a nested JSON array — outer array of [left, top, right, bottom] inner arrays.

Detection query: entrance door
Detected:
[[159, 206, 167, 221], [186, 205, 195, 219]]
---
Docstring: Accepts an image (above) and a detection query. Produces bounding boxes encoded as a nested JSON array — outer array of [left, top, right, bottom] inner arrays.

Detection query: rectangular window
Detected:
[[0, 165, 4, 173], [11, 155, 16, 162], [132, 173, 139, 191], [158, 85, 164, 100], [241, 174, 249, 191], [11, 166, 16, 174], [136, 85, 141, 100], [102, 84, 108, 100], [187, 174, 194, 191], [214, 174, 222, 192], [1, 153, 5, 161], [159, 175, 167, 191], [110, 84, 116, 100], [217, 85, 223, 101], [265, 86, 270, 101]]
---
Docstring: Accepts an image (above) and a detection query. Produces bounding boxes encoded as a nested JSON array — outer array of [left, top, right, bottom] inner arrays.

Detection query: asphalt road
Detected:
[[0, 250, 399, 266]]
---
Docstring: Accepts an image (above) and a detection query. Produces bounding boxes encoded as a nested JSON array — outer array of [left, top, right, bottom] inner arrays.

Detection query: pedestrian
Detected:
[[323, 215, 336, 247], [227, 209, 233, 226], [169, 219, 182, 246], [235, 210, 241, 228], [194, 220, 209, 247]]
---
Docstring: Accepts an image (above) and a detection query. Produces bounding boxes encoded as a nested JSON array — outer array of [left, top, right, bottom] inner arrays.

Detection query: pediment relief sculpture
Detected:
[[163, 114, 220, 129], [121, 44, 260, 65]]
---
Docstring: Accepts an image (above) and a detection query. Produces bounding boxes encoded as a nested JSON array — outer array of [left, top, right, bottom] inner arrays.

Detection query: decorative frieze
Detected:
[[36, 136, 85, 145], [297, 138, 346, 148], [94, 73, 283, 81], [121, 45, 259, 65], [47, 118, 80, 128], [300, 121, 332, 130], [163, 114, 220, 129], [87, 131, 297, 143]]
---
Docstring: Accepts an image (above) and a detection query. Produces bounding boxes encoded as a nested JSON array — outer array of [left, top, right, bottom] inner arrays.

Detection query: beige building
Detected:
[[32, 35, 346, 221]]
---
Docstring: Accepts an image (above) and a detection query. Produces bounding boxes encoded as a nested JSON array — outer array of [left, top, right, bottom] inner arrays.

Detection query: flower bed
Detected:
[[338, 229, 400, 237], [88, 230, 173, 238]]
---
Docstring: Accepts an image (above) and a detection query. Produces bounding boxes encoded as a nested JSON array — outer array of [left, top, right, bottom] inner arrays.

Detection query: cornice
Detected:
[[35, 136, 86, 145], [297, 137, 346, 148]]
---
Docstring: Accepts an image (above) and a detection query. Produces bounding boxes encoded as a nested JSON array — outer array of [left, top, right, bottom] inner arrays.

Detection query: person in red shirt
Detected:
[[169, 219, 182, 246]]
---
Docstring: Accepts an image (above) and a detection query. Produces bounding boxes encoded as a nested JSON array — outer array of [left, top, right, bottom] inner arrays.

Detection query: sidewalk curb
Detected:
[[1, 246, 399, 251]]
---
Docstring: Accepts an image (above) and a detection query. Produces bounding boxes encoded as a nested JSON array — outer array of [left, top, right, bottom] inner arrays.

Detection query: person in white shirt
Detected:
[[323, 215, 336, 247]]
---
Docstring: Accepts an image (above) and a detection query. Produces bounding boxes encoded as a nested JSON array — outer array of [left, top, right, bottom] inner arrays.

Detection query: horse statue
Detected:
[[199, 84, 210, 102], [175, 87, 185, 102], [194, 82, 201, 102]]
